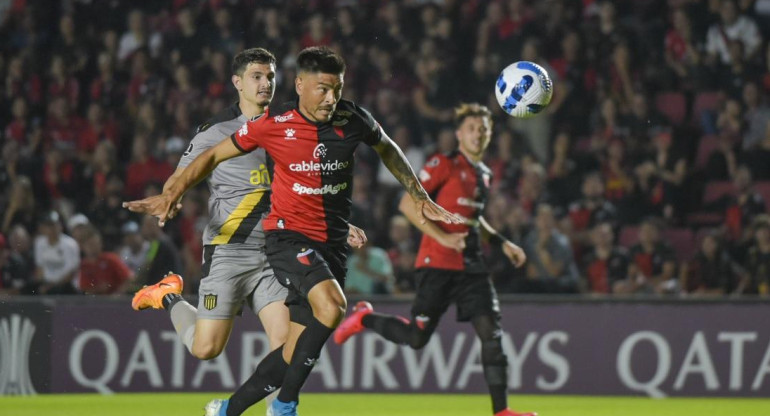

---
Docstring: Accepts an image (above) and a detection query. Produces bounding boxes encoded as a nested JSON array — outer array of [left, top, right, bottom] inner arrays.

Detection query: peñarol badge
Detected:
[[203, 294, 218, 310]]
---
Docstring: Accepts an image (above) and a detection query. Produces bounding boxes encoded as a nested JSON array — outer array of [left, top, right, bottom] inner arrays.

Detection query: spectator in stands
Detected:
[[33, 211, 80, 294], [680, 232, 747, 296], [565, 172, 617, 250], [118, 220, 148, 275], [601, 140, 634, 208], [131, 215, 181, 288], [7, 225, 33, 282], [117, 9, 161, 63], [517, 162, 549, 215], [209, 8, 242, 58], [88, 173, 133, 250], [705, 0, 762, 66], [581, 222, 629, 295], [547, 131, 580, 208], [0, 232, 32, 295], [2, 175, 36, 234], [743, 120, 770, 180], [746, 215, 770, 295], [488, 198, 530, 293], [386, 215, 417, 293], [619, 92, 670, 164], [520, 204, 579, 293], [650, 131, 689, 221], [345, 243, 396, 295], [5, 96, 28, 145], [79, 226, 133, 295], [743, 82, 770, 151], [47, 54, 79, 110], [706, 165, 766, 248], [618, 218, 678, 295], [664, 8, 702, 90]]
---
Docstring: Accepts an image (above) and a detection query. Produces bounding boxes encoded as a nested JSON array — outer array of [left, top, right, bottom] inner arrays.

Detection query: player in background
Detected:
[[127, 48, 367, 415], [334, 103, 536, 416], [125, 46, 460, 416]]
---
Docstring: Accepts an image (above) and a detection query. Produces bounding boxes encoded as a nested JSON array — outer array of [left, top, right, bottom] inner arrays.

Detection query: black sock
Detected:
[[276, 318, 333, 403], [488, 383, 508, 414], [226, 346, 289, 416], [362, 313, 412, 344], [162, 293, 183, 310]]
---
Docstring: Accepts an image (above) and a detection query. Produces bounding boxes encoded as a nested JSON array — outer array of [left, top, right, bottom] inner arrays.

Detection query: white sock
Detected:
[[169, 300, 197, 353]]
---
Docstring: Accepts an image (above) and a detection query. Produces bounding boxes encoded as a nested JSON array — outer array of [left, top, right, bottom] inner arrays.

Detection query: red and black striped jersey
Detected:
[[415, 151, 492, 272], [231, 99, 381, 244]]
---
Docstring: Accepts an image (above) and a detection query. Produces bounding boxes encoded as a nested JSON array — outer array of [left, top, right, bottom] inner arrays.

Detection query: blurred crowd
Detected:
[[1, 0, 770, 298]]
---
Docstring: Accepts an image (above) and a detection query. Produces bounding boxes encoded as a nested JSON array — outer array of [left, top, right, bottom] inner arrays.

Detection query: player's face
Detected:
[[234, 62, 276, 108], [455, 116, 491, 160], [296, 71, 343, 122]]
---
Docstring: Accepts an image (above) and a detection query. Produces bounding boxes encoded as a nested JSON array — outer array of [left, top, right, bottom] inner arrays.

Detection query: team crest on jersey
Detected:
[[238, 123, 248, 137], [312, 143, 327, 159], [284, 128, 296, 140], [418, 169, 431, 182], [203, 294, 218, 310], [415, 315, 431, 330], [183, 143, 193, 157], [297, 248, 315, 266]]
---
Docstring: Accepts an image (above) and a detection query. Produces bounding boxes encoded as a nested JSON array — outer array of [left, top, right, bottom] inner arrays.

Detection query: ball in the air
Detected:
[[495, 61, 553, 118]]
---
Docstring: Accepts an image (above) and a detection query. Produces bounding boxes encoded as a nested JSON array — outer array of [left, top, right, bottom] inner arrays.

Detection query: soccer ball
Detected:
[[494, 61, 553, 118]]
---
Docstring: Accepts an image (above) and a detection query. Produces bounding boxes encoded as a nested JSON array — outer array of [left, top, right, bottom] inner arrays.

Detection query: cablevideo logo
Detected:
[[0, 314, 38, 395]]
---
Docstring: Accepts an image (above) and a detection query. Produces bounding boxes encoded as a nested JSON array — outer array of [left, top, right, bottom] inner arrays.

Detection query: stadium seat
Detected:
[[619, 226, 639, 248], [663, 228, 695, 261], [703, 181, 734, 204], [695, 135, 719, 170], [691, 91, 722, 125], [655, 92, 687, 125]]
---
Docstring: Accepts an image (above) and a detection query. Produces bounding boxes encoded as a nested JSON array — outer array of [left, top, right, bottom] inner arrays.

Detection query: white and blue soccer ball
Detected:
[[494, 61, 553, 118]]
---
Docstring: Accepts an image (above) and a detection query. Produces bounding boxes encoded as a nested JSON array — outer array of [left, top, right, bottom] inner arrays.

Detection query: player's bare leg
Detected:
[[270, 279, 346, 416]]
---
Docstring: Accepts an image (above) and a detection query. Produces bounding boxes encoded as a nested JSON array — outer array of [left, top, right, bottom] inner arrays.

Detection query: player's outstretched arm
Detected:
[[398, 192, 466, 252], [123, 137, 244, 226], [479, 216, 526, 268], [372, 133, 462, 225]]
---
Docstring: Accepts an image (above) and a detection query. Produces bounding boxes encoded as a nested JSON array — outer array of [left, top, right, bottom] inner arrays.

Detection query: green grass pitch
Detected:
[[1, 393, 768, 416]]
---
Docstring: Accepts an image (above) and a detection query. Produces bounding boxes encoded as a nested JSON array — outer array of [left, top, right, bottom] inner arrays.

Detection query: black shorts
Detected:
[[412, 268, 500, 322], [265, 230, 347, 325]]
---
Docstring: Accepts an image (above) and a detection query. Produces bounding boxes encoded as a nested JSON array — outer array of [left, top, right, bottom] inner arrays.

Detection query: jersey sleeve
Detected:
[[355, 104, 383, 146], [178, 126, 227, 169], [418, 154, 451, 194], [230, 112, 269, 153]]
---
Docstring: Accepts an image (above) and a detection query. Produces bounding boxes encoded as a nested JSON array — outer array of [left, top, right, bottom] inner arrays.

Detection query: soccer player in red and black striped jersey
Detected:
[[334, 103, 536, 416], [123, 46, 460, 416]]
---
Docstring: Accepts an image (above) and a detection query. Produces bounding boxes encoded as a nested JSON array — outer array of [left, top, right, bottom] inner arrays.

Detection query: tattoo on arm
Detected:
[[376, 137, 429, 201]]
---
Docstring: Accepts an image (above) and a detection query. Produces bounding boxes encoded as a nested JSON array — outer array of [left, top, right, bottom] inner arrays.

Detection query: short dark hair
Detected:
[[454, 102, 492, 130], [296, 46, 346, 75], [232, 48, 276, 76]]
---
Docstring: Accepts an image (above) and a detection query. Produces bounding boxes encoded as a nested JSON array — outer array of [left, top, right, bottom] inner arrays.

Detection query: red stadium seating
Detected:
[[695, 135, 719, 170], [655, 92, 687, 125], [663, 228, 695, 261], [691, 91, 723, 125], [619, 226, 639, 248], [703, 181, 734, 203]]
